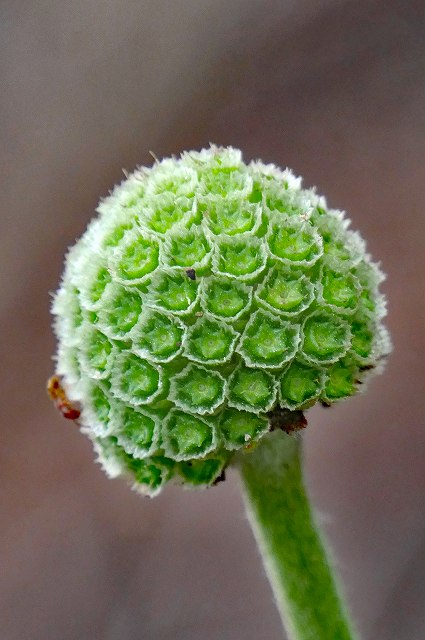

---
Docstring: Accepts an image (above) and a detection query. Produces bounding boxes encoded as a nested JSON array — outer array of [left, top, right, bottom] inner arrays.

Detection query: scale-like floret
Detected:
[[51, 145, 391, 495]]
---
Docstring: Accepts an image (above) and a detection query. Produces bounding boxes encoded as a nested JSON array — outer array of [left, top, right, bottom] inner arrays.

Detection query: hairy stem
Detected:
[[238, 430, 358, 640]]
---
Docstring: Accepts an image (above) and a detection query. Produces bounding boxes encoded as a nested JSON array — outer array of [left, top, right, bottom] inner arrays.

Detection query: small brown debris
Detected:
[[186, 268, 196, 281], [47, 375, 81, 421], [213, 470, 226, 486], [359, 364, 375, 372], [267, 408, 307, 434]]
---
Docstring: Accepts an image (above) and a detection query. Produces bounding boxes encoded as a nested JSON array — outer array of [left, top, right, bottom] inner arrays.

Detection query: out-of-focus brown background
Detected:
[[1, 1, 424, 638]]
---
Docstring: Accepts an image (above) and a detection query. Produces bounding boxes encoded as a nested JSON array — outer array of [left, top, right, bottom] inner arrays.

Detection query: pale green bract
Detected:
[[52, 145, 390, 496]]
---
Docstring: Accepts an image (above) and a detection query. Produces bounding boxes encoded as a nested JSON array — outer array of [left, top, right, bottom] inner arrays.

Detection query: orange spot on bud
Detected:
[[47, 375, 81, 421]]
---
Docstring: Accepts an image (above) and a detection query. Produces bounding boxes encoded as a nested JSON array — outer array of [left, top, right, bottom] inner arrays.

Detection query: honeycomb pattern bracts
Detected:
[[51, 145, 391, 495]]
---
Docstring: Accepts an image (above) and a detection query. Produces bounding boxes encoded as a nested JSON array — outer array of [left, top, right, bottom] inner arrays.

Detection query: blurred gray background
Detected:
[[1, 1, 424, 638]]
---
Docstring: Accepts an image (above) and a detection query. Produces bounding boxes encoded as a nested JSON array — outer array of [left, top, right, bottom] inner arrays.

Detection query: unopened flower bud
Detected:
[[51, 146, 390, 496]]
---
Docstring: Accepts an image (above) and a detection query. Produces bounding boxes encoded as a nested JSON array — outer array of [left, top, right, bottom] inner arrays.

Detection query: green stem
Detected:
[[238, 430, 358, 640]]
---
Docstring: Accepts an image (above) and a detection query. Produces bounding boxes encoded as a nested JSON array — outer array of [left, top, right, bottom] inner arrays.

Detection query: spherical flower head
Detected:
[[51, 145, 391, 496]]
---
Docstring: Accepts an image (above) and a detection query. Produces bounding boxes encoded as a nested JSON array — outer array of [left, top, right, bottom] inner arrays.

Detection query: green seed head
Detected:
[[51, 145, 391, 496]]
